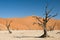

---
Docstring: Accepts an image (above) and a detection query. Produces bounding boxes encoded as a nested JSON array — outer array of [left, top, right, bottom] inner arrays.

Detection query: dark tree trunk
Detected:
[[37, 27, 47, 38], [8, 29, 12, 34], [37, 23, 47, 38], [7, 27, 12, 34], [40, 28, 47, 37]]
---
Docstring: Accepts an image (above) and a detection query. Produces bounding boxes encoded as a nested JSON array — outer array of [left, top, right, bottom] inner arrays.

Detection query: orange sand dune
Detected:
[[0, 16, 60, 30]]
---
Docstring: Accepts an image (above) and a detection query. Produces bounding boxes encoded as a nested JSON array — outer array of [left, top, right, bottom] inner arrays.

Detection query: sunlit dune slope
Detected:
[[0, 16, 60, 30]]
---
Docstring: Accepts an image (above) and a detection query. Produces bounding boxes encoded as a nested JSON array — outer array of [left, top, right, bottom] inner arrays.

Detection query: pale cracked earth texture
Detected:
[[0, 30, 60, 40]]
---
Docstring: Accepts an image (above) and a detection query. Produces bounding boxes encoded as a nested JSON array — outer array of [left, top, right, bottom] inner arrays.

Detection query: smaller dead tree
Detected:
[[6, 20, 12, 34]]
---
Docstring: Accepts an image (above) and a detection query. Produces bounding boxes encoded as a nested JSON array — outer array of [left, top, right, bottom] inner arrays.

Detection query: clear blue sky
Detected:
[[0, 0, 60, 19]]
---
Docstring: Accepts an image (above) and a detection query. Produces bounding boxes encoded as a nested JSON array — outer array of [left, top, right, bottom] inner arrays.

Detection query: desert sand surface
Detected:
[[0, 16, 60, 40], [0, 30, 60, 40], [0, 16, 60, 30]]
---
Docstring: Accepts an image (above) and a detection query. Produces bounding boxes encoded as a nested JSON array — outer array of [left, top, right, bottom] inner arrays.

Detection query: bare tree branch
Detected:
[[51, 13, 58, 17], [47, 8, 53, 15], [32, 16, 43, 23], [48, 15, 52, 18], [48, 13, 58, 21], [45, 3, 48, 14]]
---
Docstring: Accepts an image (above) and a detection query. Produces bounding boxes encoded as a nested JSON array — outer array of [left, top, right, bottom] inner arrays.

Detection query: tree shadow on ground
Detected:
[[13, 35, 54, 38]]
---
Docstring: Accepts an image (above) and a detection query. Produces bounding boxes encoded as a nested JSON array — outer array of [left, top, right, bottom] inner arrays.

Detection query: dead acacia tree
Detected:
[[33, 4, 58, 38], [6, 20, 12, 34]]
